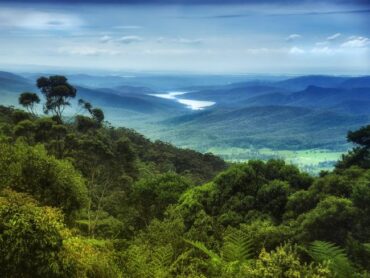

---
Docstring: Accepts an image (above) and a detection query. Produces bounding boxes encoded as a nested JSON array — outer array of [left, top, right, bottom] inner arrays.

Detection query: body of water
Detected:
[[150, 91, 215, 110]]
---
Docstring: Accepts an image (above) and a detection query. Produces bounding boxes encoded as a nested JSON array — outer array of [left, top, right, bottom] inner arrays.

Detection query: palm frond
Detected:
[[308, 240, 355, 278], [222, 231, 253, 263]]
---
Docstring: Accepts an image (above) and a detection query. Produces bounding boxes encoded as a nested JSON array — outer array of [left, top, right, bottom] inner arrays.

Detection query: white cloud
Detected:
[[156, 37, 203, 45], [310, 47, 336, 55], [100, 35, 112, 43], [289, 46, 305, 54], [99, 35, 143, 44], [327, 33, 341, 41], [58, 46, 119, 56], [175, 38, 202, 44], [286, 34, 302, 41], [117, 35, 143, 44], [315, 33, 341, 46], [341, 36, 369, 48], [315, 41, 329, 46], [113, 25, 142, 30], [143, 48, 197, 55], [0, 8, 83, 30], [243, 48, 286, 55]]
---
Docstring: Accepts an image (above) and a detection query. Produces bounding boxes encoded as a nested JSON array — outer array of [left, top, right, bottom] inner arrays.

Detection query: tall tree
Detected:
[[347, 125, 370, 147], [37, 75, 77, 122], [78, 98, 92, 114], [91, 108, 104, 125], [18, 92, 40, 116], [336, 125, 370, 169], [77, 99, 105, 128]]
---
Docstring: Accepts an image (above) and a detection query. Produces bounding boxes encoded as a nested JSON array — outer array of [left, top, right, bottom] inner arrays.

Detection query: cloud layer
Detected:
[[0, 2, 368, 74]]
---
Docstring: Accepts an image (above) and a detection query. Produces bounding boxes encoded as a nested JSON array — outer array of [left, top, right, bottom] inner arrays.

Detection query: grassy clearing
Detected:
[[206, 147, 344, 174]]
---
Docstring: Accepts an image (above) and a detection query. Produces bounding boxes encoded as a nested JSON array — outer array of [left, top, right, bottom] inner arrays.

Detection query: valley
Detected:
[[2, 0, 369, 276], [1, 70, 369, 173]]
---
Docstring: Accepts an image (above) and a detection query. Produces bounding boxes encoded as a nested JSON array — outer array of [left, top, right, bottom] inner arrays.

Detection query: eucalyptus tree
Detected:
[[37, 75, 77, 122], [18, 92, 40, 116]]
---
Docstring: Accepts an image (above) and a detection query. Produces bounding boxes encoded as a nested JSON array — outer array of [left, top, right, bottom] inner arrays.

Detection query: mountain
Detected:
[[339, 76, 370, 89], [182, 76, 370, 110], [76, 86, 186, 115], [243, 86, 370, 113], [22, 73, 135, 89], [112, 85, 154, 95], [161, 105, 369, 150], [1, 71, 370, 155], [0, 71, 31, 83], [0, 71, 34, 92], [183, 85, 286, 105], [63, 73, 253, 91], [275, 75, 349, 90], [272, 75, 370, 90], [0, 71, 186, 116], [329, 100, 370, 115], [0, 71, 36, 106]]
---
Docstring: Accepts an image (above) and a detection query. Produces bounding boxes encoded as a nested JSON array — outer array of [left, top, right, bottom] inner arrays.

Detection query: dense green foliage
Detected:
[[18, 92, 40, 116], [0, 189, 67, 277], [0, 77, 370, 277], [0, 189, 122, 278], [0, 140, 87, 218]]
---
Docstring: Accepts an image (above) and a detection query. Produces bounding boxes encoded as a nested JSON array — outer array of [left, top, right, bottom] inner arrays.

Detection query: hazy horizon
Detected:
[[1, 65, 369, 78]]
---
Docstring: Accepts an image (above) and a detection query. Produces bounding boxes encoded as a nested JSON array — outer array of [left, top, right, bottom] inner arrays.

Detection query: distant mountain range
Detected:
[[159, 75, 370, 150], [244, 86, 370, 109], [1, 70, 369, 152], [272, 75, 370, 90], [0, 71, 186, 116], [76, 86, 185, 115], [0, 71, 34, 92]]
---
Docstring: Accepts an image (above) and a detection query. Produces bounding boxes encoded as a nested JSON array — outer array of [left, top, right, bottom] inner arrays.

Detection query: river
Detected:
[[150, 91, 215, 110]]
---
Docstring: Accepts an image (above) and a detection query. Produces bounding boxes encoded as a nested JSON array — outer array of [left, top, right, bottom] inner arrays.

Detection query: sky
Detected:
[[0, 0, 369, 75]]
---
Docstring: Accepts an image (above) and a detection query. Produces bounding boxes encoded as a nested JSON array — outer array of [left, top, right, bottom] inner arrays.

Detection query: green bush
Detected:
[[0, 140, 88, 217]]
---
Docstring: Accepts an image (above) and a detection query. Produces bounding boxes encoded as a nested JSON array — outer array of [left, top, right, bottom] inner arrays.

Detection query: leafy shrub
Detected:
[[0, 189, 67, 277], [0, 140, 88, 217]]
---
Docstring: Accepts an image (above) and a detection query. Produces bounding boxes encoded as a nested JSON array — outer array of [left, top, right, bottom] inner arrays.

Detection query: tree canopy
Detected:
[[0, 81, 370, 277], [19, 92, 40, 116], [37, 75, 77, 122]]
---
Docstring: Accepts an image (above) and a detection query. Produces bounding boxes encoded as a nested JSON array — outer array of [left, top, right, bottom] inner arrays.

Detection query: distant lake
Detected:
[[150, 91, 215, 110]]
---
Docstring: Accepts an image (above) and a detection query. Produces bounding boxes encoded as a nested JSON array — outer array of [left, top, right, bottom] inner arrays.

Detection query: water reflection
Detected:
[[150, 91, 215, 110]]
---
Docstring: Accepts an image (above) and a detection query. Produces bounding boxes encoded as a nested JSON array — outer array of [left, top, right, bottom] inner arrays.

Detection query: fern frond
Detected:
[[184, 239, 222, 265], [222, 231, 253, 263], [126, 245, 151, 277], [308, 240, 355, 278], [152, 245, 173, 267], [149, 246, 174, 278]]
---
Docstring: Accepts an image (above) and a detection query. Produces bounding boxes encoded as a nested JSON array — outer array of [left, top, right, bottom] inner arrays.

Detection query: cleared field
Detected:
[[206, 147, 345, 174]]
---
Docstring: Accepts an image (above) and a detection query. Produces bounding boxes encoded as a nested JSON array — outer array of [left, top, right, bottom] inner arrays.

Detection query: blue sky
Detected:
[[0, 0, 369, 74]]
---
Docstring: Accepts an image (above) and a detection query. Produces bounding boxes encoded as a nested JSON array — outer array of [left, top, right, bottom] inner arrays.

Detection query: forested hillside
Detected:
[[2, 71, 370, 174], [1, 76, 370, 277]]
